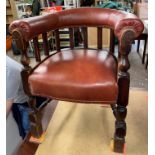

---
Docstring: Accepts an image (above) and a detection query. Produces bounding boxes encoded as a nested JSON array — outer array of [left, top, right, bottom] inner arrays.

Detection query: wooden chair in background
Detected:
[[134, 0, 148, 69]]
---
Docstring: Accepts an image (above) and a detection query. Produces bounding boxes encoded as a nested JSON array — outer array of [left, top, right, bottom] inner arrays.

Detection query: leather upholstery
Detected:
[[9, 8, 144, 42], [29, 49, 118, 103]]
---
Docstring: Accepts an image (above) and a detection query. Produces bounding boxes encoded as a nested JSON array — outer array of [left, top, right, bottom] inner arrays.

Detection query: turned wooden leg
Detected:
[[21, 70, 43, 138], [111, 73, 130, 153], [111, 105, 127, 153], [112, 27, 137, 153], [28, 97, 43, 138], [12, 29, 43, 138]]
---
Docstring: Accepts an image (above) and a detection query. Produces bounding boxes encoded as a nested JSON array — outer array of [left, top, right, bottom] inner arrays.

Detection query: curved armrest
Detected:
[[9, 8, 144, 41]]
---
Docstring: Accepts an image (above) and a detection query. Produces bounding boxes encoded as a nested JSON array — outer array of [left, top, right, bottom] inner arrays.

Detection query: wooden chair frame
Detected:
[[9, 8, 144, 153]]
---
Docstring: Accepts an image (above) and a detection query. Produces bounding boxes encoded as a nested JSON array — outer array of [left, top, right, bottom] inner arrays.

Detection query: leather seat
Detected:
[[29, 49, 118, 103]]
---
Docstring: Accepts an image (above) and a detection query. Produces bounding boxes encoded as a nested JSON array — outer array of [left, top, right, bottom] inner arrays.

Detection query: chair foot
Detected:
[[29, 110, 43, 138], [29, 97, 43, 138], [111, 138, 125, 153], [111, 104, 127, 153]]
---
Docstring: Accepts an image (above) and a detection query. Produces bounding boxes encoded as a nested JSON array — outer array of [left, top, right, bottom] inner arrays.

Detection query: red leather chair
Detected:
[[9, 8, 144, 153]]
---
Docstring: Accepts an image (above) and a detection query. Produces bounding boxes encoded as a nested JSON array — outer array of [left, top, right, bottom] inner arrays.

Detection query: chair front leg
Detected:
[[13, 29, 44, 139], [114, 107, 127, 153], [28, 96, 43, 138], [111, 28, 135, 153], [111, 102, 128, 153], [111, 67, 130, 153], [21, 68, 43, 138]]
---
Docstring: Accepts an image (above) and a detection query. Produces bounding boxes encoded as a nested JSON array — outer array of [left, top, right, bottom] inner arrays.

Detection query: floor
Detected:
[[35, 90, 147, 155], [129, 44, 148, 89], [7, 42, 148, 155]]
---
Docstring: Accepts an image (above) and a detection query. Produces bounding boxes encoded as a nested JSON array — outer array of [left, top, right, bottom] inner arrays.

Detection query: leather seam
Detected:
[[30, 92, 117, 104]]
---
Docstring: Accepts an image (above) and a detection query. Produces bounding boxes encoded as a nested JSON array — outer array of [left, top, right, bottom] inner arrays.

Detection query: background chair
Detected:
[[134, 1, 148, 69], [136, 33, 148, 68], [9, 8, 144, 153]]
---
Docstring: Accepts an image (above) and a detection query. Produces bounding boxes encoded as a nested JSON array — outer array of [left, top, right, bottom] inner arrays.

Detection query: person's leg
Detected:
[[18, 104, 31, 135]]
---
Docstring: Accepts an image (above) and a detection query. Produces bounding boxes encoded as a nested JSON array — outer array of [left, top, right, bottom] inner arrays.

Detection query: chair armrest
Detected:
[[9, 8, 144, 42]]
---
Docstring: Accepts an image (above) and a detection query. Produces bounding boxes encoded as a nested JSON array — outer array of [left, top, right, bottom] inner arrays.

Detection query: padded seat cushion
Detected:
[[29, 49, 118, 104]]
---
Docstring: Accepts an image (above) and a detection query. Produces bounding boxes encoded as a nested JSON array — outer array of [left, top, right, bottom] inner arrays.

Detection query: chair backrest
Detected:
[[9, 8, 144, 64]]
